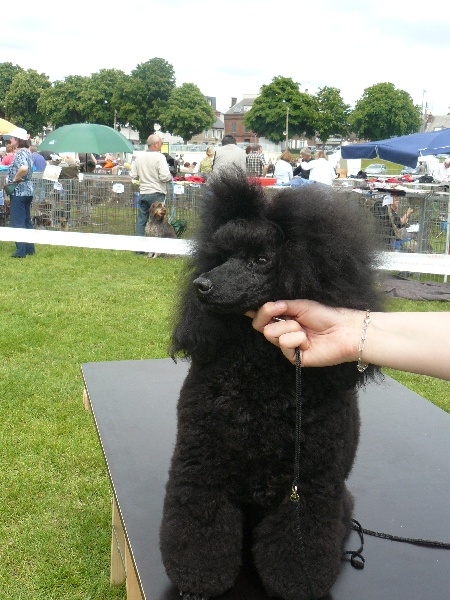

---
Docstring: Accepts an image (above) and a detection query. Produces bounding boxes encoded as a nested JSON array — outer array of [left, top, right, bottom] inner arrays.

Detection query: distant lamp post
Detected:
[[282, 100, 289, 150], [422, 90, 427, 132]]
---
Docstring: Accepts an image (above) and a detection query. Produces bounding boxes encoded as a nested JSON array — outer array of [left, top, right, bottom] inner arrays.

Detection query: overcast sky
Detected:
[[3, 0, 449, 119]]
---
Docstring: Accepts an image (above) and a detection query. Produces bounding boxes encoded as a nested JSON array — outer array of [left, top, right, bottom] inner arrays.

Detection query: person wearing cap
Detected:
[[371, 191, 413, 250], [7, 127, 35, 258]]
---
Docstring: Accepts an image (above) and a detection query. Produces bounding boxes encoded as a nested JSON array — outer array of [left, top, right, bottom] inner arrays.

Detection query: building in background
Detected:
[[423, 114, 450, 133], [188, 96, 224, 146], [224, 96, 259, 144]]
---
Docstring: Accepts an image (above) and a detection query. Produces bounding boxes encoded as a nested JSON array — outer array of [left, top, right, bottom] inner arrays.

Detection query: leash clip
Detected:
[[290, 484, 300, 503]]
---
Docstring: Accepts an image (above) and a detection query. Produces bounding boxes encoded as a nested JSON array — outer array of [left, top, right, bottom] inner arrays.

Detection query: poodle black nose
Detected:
[[193, 276, 213, 296]]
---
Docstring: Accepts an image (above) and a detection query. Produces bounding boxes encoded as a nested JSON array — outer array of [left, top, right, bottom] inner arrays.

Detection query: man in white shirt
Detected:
[[434, 158, 450, 183], [130, 134, 173, 240]]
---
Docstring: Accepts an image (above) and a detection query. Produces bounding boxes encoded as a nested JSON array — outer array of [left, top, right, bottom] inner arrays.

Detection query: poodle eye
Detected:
[[247, 256, 270, 269]]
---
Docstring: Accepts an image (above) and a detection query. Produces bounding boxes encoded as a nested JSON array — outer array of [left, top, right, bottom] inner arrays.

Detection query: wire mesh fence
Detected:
[[356, 189, 449, 255], [0, 173, 199, 236], [1, 172, 449, 282]]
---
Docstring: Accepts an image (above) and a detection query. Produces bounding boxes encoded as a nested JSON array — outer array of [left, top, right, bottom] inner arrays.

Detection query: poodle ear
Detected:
[[201, 168, 268, 233], [269, 186, 384, 311]]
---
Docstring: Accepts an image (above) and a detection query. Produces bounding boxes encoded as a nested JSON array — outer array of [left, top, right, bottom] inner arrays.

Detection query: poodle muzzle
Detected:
[[193, 261, 278, 314]]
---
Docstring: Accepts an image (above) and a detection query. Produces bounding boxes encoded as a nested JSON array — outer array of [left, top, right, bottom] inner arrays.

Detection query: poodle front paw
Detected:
[[179, 591, 209, 600]]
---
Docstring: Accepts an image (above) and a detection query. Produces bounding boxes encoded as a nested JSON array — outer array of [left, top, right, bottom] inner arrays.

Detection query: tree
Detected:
[[349, 82, 421, 140], [112, 75, 148, 133], [79, 69, 128, 127], [314, 87, 350, 146], [161, 83, 215, 143], [129, 57, 176, 139], [0, 62, 24, 118], [4, 69, 51, 136], [243, 76, 317, 143], [37, 75, 89, 128]]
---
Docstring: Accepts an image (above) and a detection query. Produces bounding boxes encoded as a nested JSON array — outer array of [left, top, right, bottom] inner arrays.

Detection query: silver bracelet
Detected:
[[357, 310, 371, 372]]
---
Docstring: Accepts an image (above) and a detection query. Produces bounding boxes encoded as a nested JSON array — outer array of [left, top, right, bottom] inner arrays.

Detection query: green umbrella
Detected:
[[39, 123, 134, 154]]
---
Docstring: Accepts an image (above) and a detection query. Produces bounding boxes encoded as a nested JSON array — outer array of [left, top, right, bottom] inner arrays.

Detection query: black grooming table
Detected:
[[81, 359, 450, 600]]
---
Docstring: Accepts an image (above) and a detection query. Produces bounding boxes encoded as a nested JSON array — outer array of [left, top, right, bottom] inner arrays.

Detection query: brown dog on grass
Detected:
[[144, 201, 177, 258]]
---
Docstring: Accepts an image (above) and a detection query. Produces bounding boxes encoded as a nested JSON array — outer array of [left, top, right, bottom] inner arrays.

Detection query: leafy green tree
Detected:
[[161, 83, 215, 143], [129, 57, 176, 139], [37, 75, 88, 128], [243, 76, 317, 143], [4, 69, 51, 136], [314, 86, 350, 146], [349, 82, 421, 140], [79, 69, 128, 127], [0, 62, 24, 118], [112, 75, 148, 133]]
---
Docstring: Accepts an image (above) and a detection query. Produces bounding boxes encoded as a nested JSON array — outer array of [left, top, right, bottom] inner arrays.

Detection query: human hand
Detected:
[[246, 300, 362, 367]]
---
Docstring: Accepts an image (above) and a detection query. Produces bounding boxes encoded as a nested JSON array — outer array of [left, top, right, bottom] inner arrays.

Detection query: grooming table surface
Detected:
[[81, 359, 450, 600]]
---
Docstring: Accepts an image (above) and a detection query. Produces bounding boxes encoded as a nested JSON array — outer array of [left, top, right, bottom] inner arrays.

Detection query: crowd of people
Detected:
[[2, 126, 449, 380]]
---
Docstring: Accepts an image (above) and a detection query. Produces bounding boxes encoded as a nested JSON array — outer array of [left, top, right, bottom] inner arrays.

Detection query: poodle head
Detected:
[[193, 217, 283, 313], [173, 169, 383, 362], [187, 167, 285, 313]]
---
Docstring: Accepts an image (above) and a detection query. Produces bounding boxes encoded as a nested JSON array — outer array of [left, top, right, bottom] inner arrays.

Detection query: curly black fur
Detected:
[[160, 168, 384, 600]]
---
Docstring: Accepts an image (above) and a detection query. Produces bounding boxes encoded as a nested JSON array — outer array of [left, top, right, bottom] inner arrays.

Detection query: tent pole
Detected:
[[445, 189, 450, 284]]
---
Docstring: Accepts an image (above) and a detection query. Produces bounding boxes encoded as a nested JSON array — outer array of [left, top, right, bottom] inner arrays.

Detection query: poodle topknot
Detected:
[[160, 168, 383, 600]]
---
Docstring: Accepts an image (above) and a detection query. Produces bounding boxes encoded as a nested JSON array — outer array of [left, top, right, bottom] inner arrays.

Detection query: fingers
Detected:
[[261, 318, 303, 347], [249, 305, 310, 365], [248, 301, 289, 332], [278, 330, 310, 364]]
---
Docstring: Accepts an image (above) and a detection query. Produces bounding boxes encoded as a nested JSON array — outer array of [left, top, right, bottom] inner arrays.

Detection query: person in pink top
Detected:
[[1, 144, 15, 166]]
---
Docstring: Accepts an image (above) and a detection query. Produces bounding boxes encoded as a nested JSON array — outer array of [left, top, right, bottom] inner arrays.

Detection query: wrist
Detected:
[[356, 310, 372, 372], [340, 309, 366, 364]]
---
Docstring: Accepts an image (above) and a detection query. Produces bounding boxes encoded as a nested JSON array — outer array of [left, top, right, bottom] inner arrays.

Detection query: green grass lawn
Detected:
[[361, 158, 403, 174], [0, 242, 448, 598]]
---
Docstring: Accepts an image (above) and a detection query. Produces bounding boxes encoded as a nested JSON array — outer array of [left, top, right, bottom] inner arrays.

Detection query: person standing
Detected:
[[299, 150, 336, 185], [30, 146, 47, 172], [212, 135, 246, 175], [1, 143, 15, 166], [130, 134, 173, 245], [246, 144, 268, 177], [7, 127, 35, 258], [198, 147, 214, 177]]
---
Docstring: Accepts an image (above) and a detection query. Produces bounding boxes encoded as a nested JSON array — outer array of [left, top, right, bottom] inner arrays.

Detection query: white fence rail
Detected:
[[1, 227, 450, 277]]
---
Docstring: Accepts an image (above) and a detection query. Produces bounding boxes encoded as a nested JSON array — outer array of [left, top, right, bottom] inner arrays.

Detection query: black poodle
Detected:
[[160, 169, 383, 600]]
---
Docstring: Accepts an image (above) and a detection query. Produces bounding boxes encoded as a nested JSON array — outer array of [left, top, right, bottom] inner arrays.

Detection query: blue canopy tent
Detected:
[[341, 128, 450, 168], [342, 128, 450, 281]]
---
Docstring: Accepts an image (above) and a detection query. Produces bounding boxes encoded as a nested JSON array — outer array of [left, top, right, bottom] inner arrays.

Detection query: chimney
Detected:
[[231, 97, 237, 107]]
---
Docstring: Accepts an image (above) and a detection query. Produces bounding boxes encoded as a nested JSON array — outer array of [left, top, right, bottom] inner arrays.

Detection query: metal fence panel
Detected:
[[1, 172, 449, 283]]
